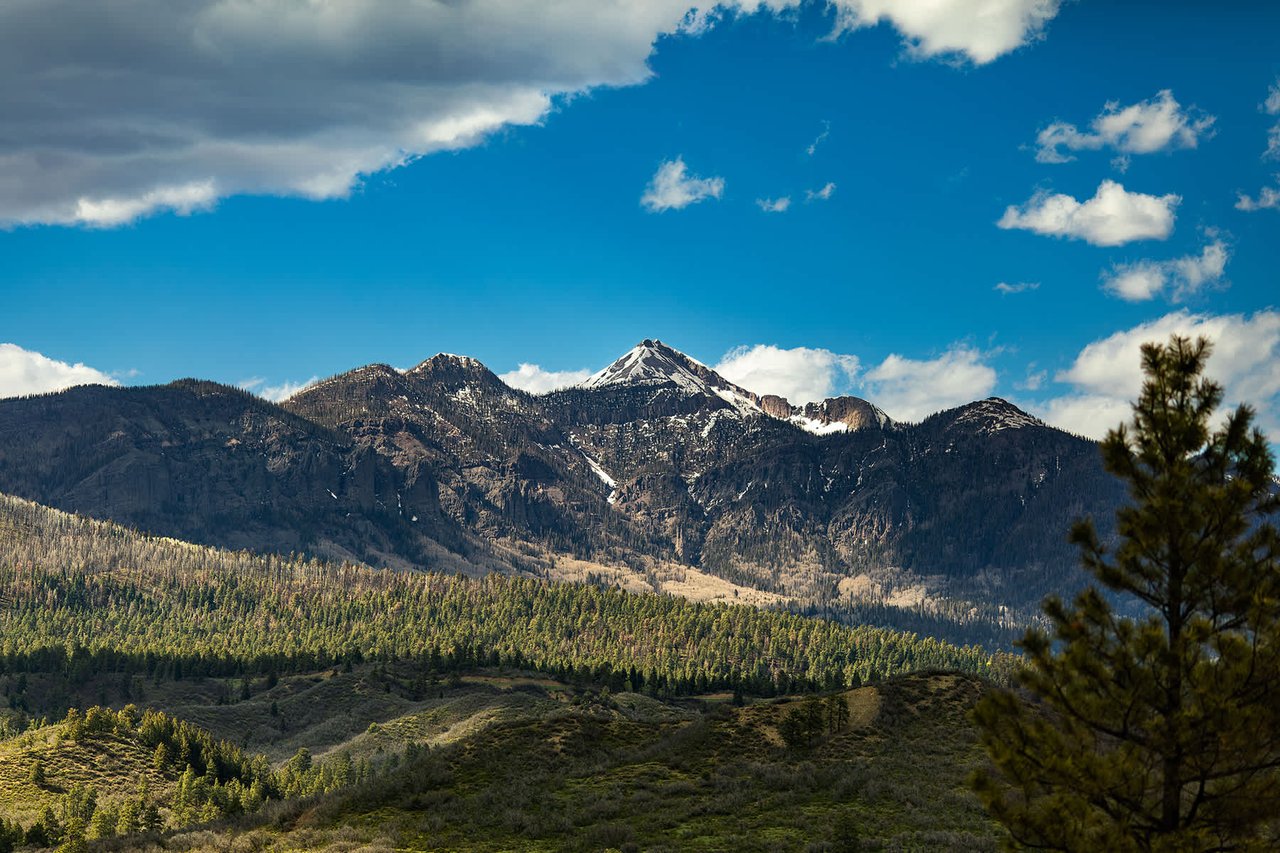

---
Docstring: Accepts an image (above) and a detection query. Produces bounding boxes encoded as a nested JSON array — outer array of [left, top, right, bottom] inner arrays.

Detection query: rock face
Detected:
[[0, 340, 1123, 617]]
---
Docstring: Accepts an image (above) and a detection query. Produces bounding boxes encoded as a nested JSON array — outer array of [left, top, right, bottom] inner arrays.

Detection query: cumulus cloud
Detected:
[[829, 0, 1060, 65], [1038, 394, 1135, 441], [714, 344, 859, 404], [641, 157, 725, 212], [994, 281, 1039, 295], [1101, 238, 1229, 303], [756, 196, 791, 213], [498, 363, 592, 394], [1035, 90, 1215, 164], [1236, 181, 1280, 212], [1037, 310, 1280, 440], [861, 345, 997, 422], [239, 376, 320, 402], [0, 1, 1062, 228], [997, 180, 1179, 246], [0, 343, 118, 398], [805, 182, 837, 202]]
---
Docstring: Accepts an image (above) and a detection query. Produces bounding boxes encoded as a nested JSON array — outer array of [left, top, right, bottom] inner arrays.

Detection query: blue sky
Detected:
[[1, 0, 1278, 438]]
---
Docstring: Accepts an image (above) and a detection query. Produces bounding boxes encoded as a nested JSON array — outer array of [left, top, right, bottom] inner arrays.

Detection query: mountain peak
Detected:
[[408, 353, 488, 373], [579, 339, 767, 416], [581, 339, 707, 392], [948, 397, 1043, 434]]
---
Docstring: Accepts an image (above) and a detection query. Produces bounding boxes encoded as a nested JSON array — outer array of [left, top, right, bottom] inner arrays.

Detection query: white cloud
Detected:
[[806, 121, 831, 156], [1035, 90, 1214, 164], [498, 363, 592, 394], [756, 196, 791, 213], [1236, 182, 1280, 212], [829, 0, 1060, 65], [997, 180, 1179, 246], [0, 344, 118, 398], [1038, 394, 1135, 441], [861, 345, 997, 422], [239, 376, 320, 403], [994, 281, 1039, 295], [641, 157, 725, 212], [714, 344, 859, 404], [0, 1, 1063, 228], [805, 182, 837, 202], [1101, 239, 1229, 303], [1037, 310, 1280, 441]]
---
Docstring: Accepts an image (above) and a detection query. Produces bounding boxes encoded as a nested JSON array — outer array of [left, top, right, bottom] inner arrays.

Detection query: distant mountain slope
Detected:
[[0, 339, 1124, 629], [0, 380, 478, 570]]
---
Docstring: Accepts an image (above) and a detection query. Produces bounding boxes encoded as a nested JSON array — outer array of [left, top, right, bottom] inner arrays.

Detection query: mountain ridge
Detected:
[[0, 339, 1123, 642]]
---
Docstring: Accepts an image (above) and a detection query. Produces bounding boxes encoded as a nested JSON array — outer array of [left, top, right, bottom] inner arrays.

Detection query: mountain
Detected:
[[0, 339, 1124, 637], [0, 379, 480, 571]]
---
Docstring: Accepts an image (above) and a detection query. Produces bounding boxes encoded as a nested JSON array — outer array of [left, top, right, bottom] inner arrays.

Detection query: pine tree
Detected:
[[973, 336, 1280, 850]]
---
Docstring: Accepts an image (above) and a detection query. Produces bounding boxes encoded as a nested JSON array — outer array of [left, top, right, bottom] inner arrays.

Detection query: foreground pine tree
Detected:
[[973, 336, 1280, 851]]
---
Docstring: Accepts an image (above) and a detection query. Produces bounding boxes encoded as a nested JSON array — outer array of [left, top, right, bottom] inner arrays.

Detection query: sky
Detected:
[[1, 0, 1278, 440]]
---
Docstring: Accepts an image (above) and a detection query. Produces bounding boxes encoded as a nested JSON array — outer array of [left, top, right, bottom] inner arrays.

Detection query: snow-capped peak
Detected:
[[580, 340, 764, 416], [952, 398, 1043, 434], [582, 340, 706, 391]]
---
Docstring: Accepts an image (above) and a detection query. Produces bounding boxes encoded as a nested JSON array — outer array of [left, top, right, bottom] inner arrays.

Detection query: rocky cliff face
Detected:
[[0, 340, 1123, 622]]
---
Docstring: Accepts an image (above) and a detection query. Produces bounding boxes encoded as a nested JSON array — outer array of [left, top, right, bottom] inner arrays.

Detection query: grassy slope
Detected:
[[114, 671, 1002, 853], [0, 720, 172, 827]]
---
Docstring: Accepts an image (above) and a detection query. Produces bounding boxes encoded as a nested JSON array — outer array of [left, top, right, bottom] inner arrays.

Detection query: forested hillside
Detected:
[[0, 494, 1009, 707], [0, 492, 1013, 850]]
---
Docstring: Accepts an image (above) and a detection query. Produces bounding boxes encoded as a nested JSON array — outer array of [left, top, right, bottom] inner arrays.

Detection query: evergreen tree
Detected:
[[973, 336, 1280, 850]]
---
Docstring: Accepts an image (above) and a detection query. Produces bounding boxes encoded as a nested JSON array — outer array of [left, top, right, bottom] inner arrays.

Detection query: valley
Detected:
[[0, 489, 1006, 850]]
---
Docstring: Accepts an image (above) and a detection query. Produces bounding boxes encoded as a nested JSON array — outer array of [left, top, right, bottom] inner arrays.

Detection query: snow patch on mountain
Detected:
[[790, 415, 850, 435], [581, 452, 616, 488]]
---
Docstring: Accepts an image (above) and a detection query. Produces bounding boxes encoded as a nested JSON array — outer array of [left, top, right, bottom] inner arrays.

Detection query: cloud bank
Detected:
[[0, 344, 118, 398], [0, 0, 1061, 228], [715, 343, 1000, 421], [499, 363, 593, 394], [1037, 311, 1280, 441], [998, 180, 1179, 246], [1035, 90, 1214, 164], [861, 345, 997, 422], [715, 344, 860, 404]]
